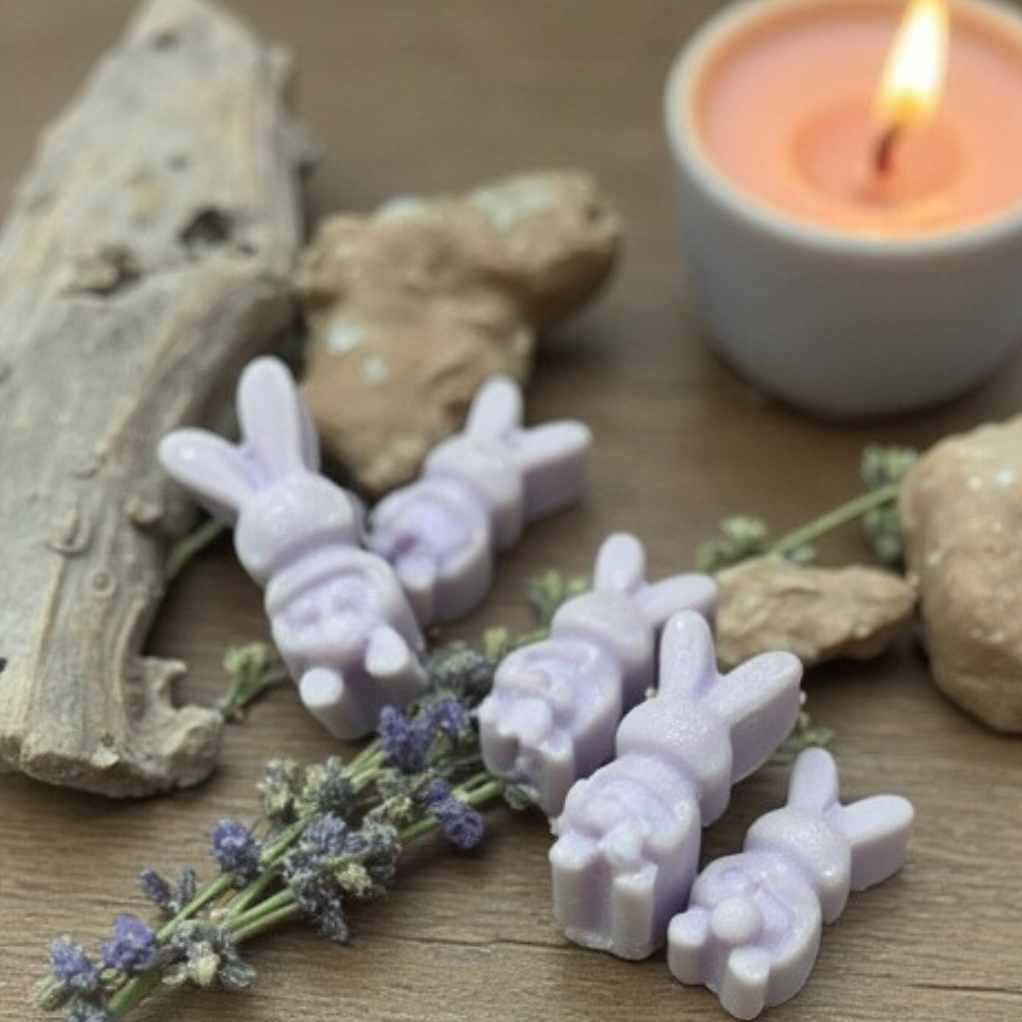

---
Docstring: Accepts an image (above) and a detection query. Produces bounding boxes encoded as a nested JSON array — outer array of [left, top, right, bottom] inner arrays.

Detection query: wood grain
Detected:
[[2, 2, 1022, 1020]]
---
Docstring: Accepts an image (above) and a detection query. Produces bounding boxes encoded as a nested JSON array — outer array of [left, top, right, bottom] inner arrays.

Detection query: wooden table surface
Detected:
[[3, 2, 1022, 1020]]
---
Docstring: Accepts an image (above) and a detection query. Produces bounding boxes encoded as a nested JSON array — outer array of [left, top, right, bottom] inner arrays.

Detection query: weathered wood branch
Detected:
[[0, 0, 308, 796]]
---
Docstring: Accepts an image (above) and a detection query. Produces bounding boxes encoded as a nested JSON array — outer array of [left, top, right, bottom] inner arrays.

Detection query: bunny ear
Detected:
[[710, 652, 803, 783], [236, 357, 316, 481], [159, 429, 256, 525], [592, 533, 646, 594], [466, 375, 522, 441], [516, 421, 592, 520], [638, 574, 718, 630], [656, 611, 718, 700], [834, 793, 914, 892], [785, 747, 840, 813]]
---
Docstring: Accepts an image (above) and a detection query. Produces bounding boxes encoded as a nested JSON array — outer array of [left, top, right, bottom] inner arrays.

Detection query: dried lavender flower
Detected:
[[862, 444, 918, 566], [352, 821, 401, 886], [176, 868, 197, 910], [378, 706, 432, 773], [258, 758, 304, 823], [503, 781, 541, 811], [65, 1003, 116, 1022], [301, 814, 351, 859], [424, 644, 498, 706], [217, 642, 288, 721], [696, 515, 771, 573], [137, 869, 174, 916], [289, 874, 349, 944], [428, 792, 486, 851], [163, 922, 255, 990], [210, 819, 262, 884], [427, 697, 471, 736], [295, 757, 355, 818], [99, 915, 156, 974], [48, 938, 98, 994]]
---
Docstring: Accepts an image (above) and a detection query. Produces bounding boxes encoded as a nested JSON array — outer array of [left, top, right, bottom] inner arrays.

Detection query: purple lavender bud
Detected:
[[302, 814, 351, 859], [378, 706, 432, 773], [422, 778, 452, 807], [177, 867, 197, 908], [137, 869, 174, 912], [210, 819, 262, 883], [290, 874, 350, 944], [431, 796, 486, 851], [66, 1004, 117, 1022], [100, 914, 157, 974], [48, 937, 98, 993], [427, 697, 472, 736]]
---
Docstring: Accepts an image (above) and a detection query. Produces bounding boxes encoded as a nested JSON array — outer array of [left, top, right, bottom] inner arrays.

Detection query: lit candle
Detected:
[[665, 0, 1022, 416]]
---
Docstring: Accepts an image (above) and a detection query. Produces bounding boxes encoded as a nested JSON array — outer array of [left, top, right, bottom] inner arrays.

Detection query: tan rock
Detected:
[[297, 171, 621, 494], [900, 418, 1022, 732], [716, 558, 916, 670]]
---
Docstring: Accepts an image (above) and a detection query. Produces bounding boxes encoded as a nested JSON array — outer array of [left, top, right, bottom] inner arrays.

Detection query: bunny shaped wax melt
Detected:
[[478, 533, 717, 817], [159, 357, 426, 740], [367, 376, 591, 626], [668, 748, 913, 1020], [550, 611, 802, 961]]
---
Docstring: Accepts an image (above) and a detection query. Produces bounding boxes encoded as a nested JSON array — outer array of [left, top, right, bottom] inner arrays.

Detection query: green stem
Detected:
[[767, 483, 899, 559], [164, 518, 228, 583], [215, 665, 289, 721], [108, 967, 163, 1017], [225, 888, 295, 934], [346, 741, 383, 774], [156, 874, 234, 942], [397, 775, 504, 844], [231, 903, 303, 943], [260, 819, 306, 865], [225, 867, 279, 921]]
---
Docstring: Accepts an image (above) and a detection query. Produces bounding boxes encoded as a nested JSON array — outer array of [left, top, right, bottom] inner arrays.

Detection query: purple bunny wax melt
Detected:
[[549, 611, 802, 961], [367, 376, 591, 626], [478, 533, 717, 816], [159, 357, 426, 740], [667, 748, 913, 1020]]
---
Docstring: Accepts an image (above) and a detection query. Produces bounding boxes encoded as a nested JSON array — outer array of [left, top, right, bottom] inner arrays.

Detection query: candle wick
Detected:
[[874, 124, 902, 176]]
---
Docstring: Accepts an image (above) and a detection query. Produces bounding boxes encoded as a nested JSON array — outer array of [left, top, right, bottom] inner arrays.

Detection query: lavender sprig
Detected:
[[37, 574, 577, 1021]]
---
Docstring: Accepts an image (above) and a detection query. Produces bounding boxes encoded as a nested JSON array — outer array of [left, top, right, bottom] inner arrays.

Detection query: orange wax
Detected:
[[692, 0, 1022, 235]]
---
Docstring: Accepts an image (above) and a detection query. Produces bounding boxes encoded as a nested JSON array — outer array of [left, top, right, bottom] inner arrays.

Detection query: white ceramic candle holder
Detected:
[[664, 0, 1022, 418]]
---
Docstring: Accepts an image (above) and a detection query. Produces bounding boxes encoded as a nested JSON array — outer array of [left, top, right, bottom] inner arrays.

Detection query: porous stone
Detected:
[[297, 171, 621, 494], [900, 418, 1022, 731], [716, 558, 916, 670]]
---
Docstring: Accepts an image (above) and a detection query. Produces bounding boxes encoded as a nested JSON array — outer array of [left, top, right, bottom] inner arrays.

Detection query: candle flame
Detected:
[[876, 0, 950, 130]]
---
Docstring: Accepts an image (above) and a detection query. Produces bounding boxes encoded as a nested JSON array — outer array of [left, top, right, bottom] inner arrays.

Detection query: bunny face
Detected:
[[235, 474, 361, 584], [266, 551, 410, 671], [479, 638, 623, 815], [368, 476, 493, 623], [551, 762, 702, 959], [668, 853, 823, 1020]]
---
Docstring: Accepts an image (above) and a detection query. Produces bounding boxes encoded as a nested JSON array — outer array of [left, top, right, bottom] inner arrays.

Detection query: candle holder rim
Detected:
[[664, 0, 1022, 258]]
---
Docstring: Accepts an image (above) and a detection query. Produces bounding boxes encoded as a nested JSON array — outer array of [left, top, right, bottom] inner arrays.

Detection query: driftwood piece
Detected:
[[0, 0, 307, 796]]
